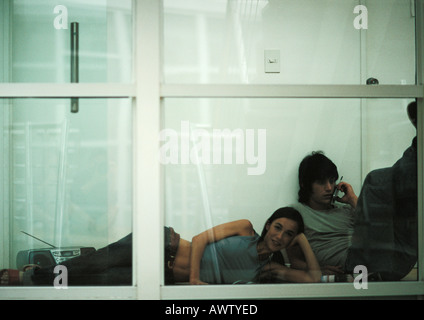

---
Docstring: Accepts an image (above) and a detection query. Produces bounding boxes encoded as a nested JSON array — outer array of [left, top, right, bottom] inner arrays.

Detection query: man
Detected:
[[290, 151, 358, 275], [344, 102, 418, 280], [290, 101, 418, 281]]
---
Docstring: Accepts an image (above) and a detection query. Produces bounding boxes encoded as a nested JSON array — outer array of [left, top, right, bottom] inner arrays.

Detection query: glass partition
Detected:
[[163, 0, 416, 85], [0, 0, 421, 300], [0, 98, 133, 286], [1, 0, 132, 83], [162, 97, 417, 285]]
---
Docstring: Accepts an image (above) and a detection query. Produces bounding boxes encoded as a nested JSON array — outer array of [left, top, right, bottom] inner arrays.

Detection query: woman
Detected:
[[166, 207, 321, 284], [1, 207, 320, 286]]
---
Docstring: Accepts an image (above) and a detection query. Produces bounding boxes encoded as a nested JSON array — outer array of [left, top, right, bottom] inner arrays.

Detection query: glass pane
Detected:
[[162, 98, 417, 285], [0, 98, 133, 286], [1, 0, 132, 83], [163, 0, 416, 85]]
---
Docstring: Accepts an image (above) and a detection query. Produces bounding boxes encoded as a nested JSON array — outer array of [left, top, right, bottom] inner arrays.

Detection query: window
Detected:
[[160, 0, 424, 299], [0, 0, 423, 300], [4, 0, 132, 83], [0, 0, 135, 298], [2, 98, 132, 271]]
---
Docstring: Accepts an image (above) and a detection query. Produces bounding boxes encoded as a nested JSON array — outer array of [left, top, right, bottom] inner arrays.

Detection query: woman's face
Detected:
[[264, 217, 298, 252]]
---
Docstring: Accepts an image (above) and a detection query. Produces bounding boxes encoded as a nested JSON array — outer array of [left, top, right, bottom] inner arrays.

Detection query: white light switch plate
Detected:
[[264, 50, 280, 73]]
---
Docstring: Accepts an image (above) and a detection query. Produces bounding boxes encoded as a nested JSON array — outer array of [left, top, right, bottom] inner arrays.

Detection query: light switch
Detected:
[[264, 50, 280, 73]]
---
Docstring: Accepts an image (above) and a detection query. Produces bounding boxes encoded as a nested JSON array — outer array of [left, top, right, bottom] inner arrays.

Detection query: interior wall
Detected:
[[162, 98, 362, 239], [0, 0, 417, 269], [362, 0, 417, 174], [162, 0, 417, 239]]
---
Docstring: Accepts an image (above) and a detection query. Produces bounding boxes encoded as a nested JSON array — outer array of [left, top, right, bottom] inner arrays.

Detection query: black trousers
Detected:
[[24, 227, 180, 286], [25, 234, 132, 286]]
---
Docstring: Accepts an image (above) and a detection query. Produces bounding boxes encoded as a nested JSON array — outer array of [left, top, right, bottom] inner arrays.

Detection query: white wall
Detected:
[[0, 0, 417, 266], [362, 0, 417, 174], [162, 0, 417, 239]]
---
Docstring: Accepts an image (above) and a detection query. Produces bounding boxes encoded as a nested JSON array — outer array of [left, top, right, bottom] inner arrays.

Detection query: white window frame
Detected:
[[158, 0, 424, 300], [0, 0, 423, 300]]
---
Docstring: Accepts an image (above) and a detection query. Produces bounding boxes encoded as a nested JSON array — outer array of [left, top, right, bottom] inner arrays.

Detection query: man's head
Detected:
[[407, 101, 417, 129], [298, 151, 338, 208]]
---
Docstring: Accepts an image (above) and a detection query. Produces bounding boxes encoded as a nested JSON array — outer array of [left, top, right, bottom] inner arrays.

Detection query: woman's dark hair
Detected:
[[298, 151, 338, 204], [260, 206, 305, 240]]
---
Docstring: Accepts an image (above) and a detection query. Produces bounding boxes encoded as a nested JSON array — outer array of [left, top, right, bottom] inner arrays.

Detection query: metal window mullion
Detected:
[[0, 287, 136, 300], [0, 83, 136, 98], [415, 0, 424, 284], [160, 84, 424, 99], [161, 282, 424, 300], [133, 0, 162, 300], [1, 84, 421, 99]]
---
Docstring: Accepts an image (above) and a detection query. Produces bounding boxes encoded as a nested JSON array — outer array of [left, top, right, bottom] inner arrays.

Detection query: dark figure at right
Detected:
[[345, 101, 418, 280]]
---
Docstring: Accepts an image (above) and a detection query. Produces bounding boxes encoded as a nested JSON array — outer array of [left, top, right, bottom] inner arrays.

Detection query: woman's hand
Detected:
[[288, 233, 307, 248], [282, 233, 321, 283]]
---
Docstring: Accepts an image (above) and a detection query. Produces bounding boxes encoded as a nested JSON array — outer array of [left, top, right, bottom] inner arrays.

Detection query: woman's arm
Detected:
[[270, 233, 321, 283], [189, 219, 255, 285], [287, 246, 344, 275]]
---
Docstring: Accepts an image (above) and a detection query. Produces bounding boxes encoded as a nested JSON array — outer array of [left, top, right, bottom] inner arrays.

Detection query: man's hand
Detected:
[[334, 182, 358, 208]]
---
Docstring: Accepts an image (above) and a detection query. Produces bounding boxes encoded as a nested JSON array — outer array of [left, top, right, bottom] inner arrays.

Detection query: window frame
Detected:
[[158, 0, 424, 300], [0, 0, 423, 300]]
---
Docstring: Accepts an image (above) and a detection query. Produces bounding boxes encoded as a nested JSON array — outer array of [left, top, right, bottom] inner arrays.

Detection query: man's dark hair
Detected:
[[407, 100, 417, 128], [298, 151, 338, 204]]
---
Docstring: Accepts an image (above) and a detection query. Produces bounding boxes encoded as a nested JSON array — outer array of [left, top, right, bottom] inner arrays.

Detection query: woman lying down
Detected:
[[1, 207, 321, 286]]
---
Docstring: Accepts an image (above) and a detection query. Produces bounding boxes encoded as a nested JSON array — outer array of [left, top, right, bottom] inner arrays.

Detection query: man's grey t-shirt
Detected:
[[292, 203, 355, 267]]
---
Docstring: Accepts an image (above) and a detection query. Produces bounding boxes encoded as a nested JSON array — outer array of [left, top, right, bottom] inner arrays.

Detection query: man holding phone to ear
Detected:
[[289, 151, 358, 276], [290, 101, 418, 281]]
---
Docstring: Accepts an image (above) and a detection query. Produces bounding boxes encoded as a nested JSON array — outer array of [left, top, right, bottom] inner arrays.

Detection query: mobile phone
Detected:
[[332, 176, 343, 204]]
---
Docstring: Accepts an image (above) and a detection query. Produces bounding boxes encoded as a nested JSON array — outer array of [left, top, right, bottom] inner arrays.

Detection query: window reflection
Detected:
[[0, 98, 132, 286], [2, 0, 132, 83], [163, 0, 416, 85], [162, 98, 417, 284]]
